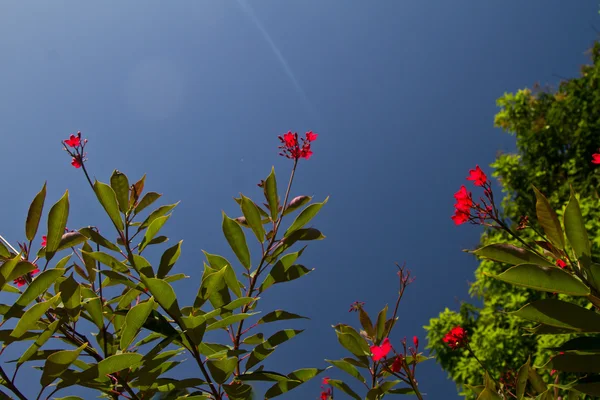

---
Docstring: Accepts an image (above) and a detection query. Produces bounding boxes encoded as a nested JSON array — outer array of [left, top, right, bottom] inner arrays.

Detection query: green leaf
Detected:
[[139, 215, 170, 252], [259, 248, 305, 292], [143, 278, 183, 325], [267, 228, 325, 262], [540, 353, 600, 373], [94, 180, 124, 231], [18, 319, 61, 366], [222, 212, 251, 270], [476, 388, 503, 400], [257, 310, 308, 324], [548, 336, 600, 352], [265, 167, 279, 220], [26, 182, 46, 241], [40, 342, 87, 387], [79, 227, 121, 252], [329, 379, 361, 400], [472, 243, 554, 267], [0, 254, 21, 290], [246, 329, 303, 370], [564, 191, 591, 266], [487, 264, 589, 296], [11, 294, 60, 338], [206, 312, 257, 331], [83, 297, 104, 330], [195, 265, 231, 310], [243, 333, 264, 345], [335, 324, 371, 357], [120, 298, 156, 350], [511, 299, 600, 332], [326, 359, 366, 384], [134, 192, 162, 215], [46, 190, 70, 261], [241, 195, 267, 243], [260, 264, 311, 292], [284, 197, 328, 236], [57, 231, 87, 251], [82, 251, 129, 273], [202, 251, 242, 297], [283, 195, 312, 216], [157, 240, 183, 278], [533, 186, 565, 250], [139, 202, 179, 230], [182, 315, 207, 345], [110, 170, 130, 213], [515, 357, 530, 399], [238, 370, 291, 382], [0, 241, 9, 258], [264, 368, 327, 399], [359, 307, 375, 337], [4, 268, 65, 320], [222, 382, 254, 400], [76, 353, 144, 382], [206, 357, 237, 384], [375, 305, 388, 343]]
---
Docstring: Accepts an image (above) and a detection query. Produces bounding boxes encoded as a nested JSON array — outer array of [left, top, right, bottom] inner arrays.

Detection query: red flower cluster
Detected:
[[319, 377, 332, 400], [592, 152, 600, 164], [14, 264, 40, 287], [278, 131, 318, 160], [452, 166, 496, 226], [63, 131, 87, 169], [370, 337, 392, 361], [442, 326, 468, 350]]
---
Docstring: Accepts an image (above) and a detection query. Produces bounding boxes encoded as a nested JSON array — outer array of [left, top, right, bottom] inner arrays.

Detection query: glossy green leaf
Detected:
[[0, 254, 21, 290], [375, 305, 388, 342], [83, 297, 104, 330], [46, 190, 69, 261], [265, 167, 279, 220], [222, 212, 251, 269], [326, 359, 366, 384], [222, 382, 254, 400], [267, 228, 325, 262], [243, 333, 265, 345], [202, 251, 242, 297], [134, 191, 162, 215], [82, 251, 129, 273], [143, 277, 182, 325], [472, 243, 554, 267], [182, 315, 207, 345], [120, 298, 155, 350], [26, 182, 46, 241], [18, 319, 61, 366], [206, 312, 257, 331], [139, 215, 170, 252], [260, 264, 311, 293], [94, 180, 124, 231], [238, 370, 291, 382], [139, 202, 179, 230], [533, 186, 565, 250], [548, 336, 600, 352], [515, 357, 530, 399], [7, 261, 37, 283], [246, 329, 303, 370], [56, 231, 87, 252], [241, 194, 266, 243], [206, 357, 237, 384], [259, 248, 304, 292], [335, 327, 371, 357], [157, 240, 183, 278], [258, 310, 308, 324], [511, 299, 600, 332], [11, 294, 60, 338], [329, 379, 361, 400], [564, 191, 591, 265], [476, 388, 503, 400], [0, 241, 10, 258], [4, 268, 65, 320], [264, 368, 327, 399], [40, 342, 87, 387], [488, 264, 589, 296], [78, 227, 121, 252], [284, 197, 328, 236], [195, 265, 231, 310], [77, 353, 144, 382], [110, 170, 130, 213]]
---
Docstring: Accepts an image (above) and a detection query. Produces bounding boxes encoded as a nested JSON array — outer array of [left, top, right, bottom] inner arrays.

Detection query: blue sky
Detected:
[[0, 1, 597, 398]]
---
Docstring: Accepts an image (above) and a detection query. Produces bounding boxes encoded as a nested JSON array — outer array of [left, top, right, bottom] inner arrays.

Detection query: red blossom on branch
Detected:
[[442, 326, 468, 350], [278, 131, 317, 160], [466, 165, 487, 186], [592, 153, 600, 164], [64, 133, 81, 148], [320, 388, 332, 400], [556, 259, 567, 269], [41, 235, 47, 247], [390, 355, 404, 373], [63, 131, 88, 169], [14, 265, 40, 287], [370, 337, 392, 361], [71, 157, 83, 169]]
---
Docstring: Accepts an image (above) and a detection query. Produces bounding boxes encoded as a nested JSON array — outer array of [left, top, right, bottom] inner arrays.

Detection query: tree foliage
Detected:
[[426, 42, 600, 398]]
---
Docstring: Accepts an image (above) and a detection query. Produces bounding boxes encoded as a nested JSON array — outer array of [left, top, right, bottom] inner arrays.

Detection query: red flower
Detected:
[[390, 355, 403, 373], [283, 132, 297, 147], [556, 259, 567, 269], [306, 131, 318, 142], [64, 133, 81, 148], [71, 157, 82, 169], [321, 377, 329, 385], [592, 153, 600, 164], [442, 326, 468, 350], [278, 131, 317, 160], [41, 235, 47, 247], [467, 165, 487, 186], [14, 266, 40, 287], [370, 337, 392, 361], [452, 186, 472, 225], [320, 388, 332, 400], [413, 336, 419, 349]]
